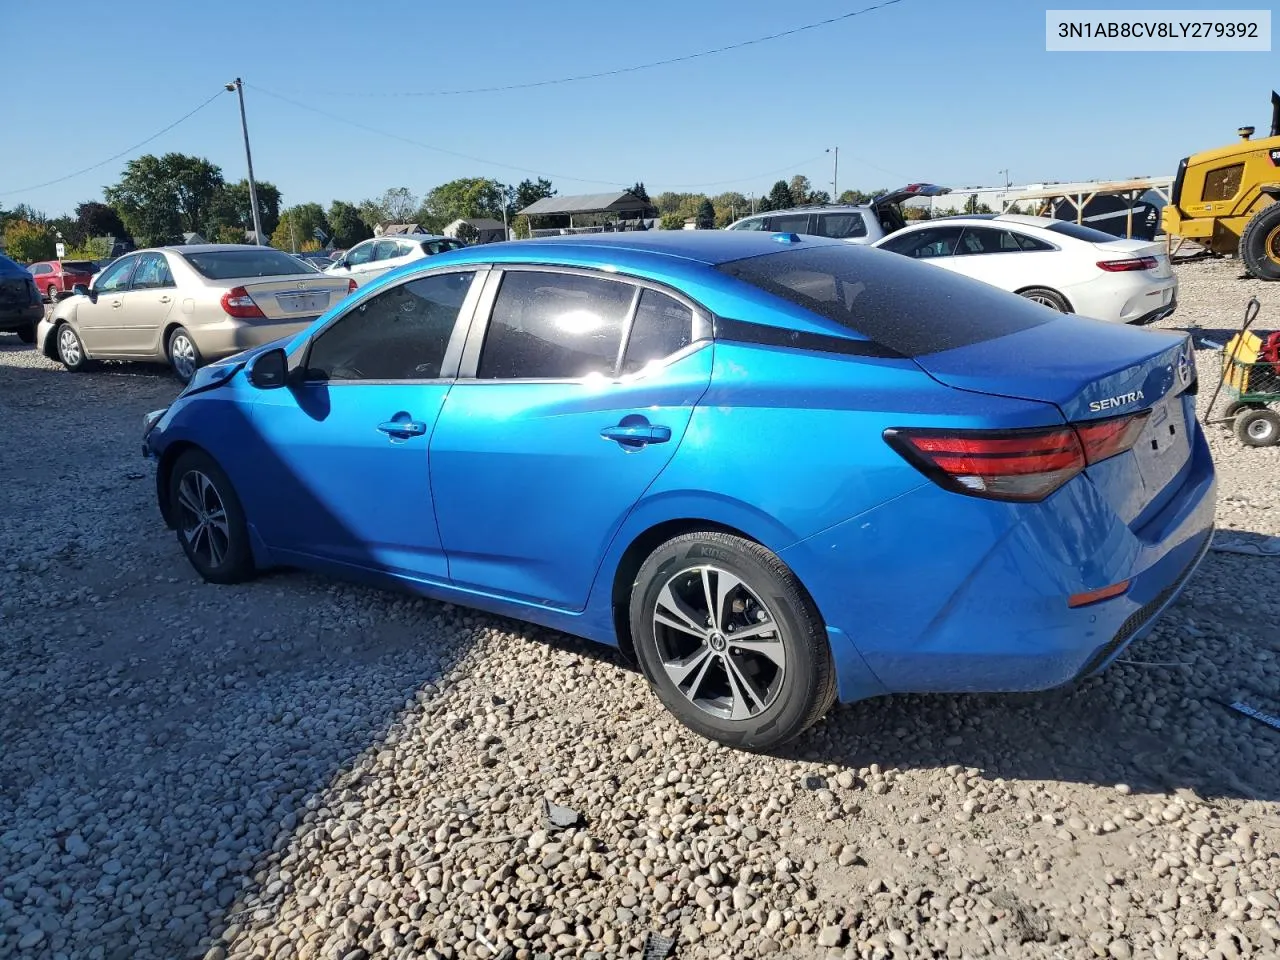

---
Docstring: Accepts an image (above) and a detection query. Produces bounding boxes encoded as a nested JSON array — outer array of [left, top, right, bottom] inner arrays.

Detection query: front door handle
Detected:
[[377, 420, 427, 437], [158, 296, 172, 304], [110, 299, 123, 308], [601, 423, 672, 446]]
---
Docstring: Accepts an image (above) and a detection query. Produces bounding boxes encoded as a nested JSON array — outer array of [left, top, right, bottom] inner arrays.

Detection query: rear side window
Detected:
[[422, 239, 463, 254], [622, 289, 694, 374], [478, 271, 633, 379], [1044, 220, 1122, 243], [1010, 231, 1055, 251], [767, 214, 811, 234], [62, 261, 96, 273], [182, 249, 311, 279], [814, 213, 867, 239], [878, 226, 963, 258], [717, 245, 1053, 357], [958, 227, 1025, 254]]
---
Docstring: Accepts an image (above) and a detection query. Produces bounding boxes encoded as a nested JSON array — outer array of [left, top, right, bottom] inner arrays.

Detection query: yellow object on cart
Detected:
[[1224, 329, 1264, 394]]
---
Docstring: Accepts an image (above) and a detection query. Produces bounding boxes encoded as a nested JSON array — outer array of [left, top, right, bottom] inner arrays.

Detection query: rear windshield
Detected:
[[61, 261, 96, 273], [716, 244, 1052, 357], [181, 249, 313, 280], [1044, 220, 1121, 243]]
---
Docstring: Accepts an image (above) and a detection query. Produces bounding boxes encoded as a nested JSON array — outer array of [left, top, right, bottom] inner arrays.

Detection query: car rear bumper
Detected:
[[780, 422, 1216, 702], [193, 317, 314, 360], [1070, 273, 1178, 324]]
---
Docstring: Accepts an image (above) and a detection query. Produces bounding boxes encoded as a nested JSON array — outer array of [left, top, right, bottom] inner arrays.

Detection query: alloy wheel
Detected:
[[58, 326, 81, 366], [170, 334, 197, 380], [175, 470, 230, 568], [1026, 293, 1063, 310], [652, 565, 786, 721]]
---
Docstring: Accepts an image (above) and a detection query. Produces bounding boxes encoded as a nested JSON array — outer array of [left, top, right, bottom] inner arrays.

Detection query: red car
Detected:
[[27, 259, 96, 302]]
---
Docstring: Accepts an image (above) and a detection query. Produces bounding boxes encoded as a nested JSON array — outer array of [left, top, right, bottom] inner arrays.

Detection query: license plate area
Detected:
[[1133, 394, 1190, 494], [275, 292, 329, 313]]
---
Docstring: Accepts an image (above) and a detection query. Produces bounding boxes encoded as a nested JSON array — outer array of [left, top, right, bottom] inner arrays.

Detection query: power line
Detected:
[[247, 83, 828, 192], [3, 90, 227, 198], [291, 0, 907, 99]]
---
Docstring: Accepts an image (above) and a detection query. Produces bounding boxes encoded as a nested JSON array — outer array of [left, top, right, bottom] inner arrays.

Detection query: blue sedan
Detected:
[[142, 231, 1215, 750]]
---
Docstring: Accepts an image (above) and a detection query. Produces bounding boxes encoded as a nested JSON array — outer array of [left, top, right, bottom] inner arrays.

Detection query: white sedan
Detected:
[[872, 214, 1177, 324], [325, 234, 465, 287]]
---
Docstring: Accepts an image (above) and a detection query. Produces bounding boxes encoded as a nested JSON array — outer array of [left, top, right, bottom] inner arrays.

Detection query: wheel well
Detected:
[[155, 440, 204, 527], [1014, 285, 1073, 312], [161, 321, 185, 352], [43, 319, 64, 361], [609, 518, 757, 663]]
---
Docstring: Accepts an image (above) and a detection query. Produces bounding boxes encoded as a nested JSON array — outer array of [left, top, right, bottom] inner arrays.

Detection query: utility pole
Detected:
[[827, 147, 839, 201], [226, 79, 264, 245], [999, 168, 1010, 188]]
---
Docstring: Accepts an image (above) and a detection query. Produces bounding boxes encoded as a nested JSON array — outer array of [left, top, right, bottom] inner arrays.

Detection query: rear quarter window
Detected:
[[716, 245, 1053, 357]]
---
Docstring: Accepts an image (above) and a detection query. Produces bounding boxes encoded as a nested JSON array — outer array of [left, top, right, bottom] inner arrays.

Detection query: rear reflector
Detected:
[[885, 411, 1150, 502], [1068, 580, 1130, 608], [1096, 256, 1158, 272]]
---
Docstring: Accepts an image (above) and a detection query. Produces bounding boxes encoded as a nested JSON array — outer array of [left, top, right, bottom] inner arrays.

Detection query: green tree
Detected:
[[695, 197, 715, 229], [272, 203, 330, 252], [627, 182, 651, 204], [48, 216, 87, 249], [654, 192, 698, 215], [327, 201, 372, 248], [105, 153, 225, 244], [788, 175, 814, 205], [809, 190, 831, 205], [211, 179, 282, 238], [3, 220, 56, 262], [766, 180, 795, 211], [75, 201, 131, 244], [421, 177, 507, 225], [659, 213, 685, 231], [711, 192, 749, 227]]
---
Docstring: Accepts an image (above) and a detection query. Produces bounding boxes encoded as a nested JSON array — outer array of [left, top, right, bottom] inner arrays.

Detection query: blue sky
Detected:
[[2, 0, 1275, 216]]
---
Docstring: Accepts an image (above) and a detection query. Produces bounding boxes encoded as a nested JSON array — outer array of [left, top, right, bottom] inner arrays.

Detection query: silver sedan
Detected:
[[38, 244, 357, 382]]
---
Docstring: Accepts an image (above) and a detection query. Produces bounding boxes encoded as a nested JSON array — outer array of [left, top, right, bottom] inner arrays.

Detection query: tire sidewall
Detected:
[[1240, 204, 1280, 281], [167, 450, 253, 582], [1020, 288, 1068, 312], [56, 323, 87, 371], [1235, 409, 1280, 446], [630, 535, 829, 750]]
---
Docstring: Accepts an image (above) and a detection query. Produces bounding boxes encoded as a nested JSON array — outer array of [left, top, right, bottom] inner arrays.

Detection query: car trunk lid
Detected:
[[1093, 238, 1174, 279], [232, 275, 352, 321], [914, 318, 1196, 523]]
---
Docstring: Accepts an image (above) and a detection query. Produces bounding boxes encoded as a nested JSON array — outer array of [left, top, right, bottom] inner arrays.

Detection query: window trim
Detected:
[[455, 264, 712, 384], [287, 265, 489, 386]]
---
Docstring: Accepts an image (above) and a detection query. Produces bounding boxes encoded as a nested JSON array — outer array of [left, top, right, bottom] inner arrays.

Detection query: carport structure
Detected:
[[518, 190, 658, 236], [1001, 177, 1175, 242]]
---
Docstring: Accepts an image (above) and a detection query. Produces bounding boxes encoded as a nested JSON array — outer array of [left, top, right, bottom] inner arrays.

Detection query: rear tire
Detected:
[[166, 326, 203, 383], [1018, 287, 1070, 312], [168, 449, 255, 584], [16, 324, 36, 344], [1239, 202, 1280, 282], [629, 531, 836, 751], [1233, 407, 1280, 446]]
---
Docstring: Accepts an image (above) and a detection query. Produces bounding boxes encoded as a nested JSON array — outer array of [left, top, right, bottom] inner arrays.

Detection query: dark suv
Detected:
[[0, 255, 43, 343]]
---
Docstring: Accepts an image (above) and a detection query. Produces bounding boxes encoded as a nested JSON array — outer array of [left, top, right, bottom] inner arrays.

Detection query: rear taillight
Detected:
[[885, 411, 1150, 502], [1096, 256, 1158, 272], [347, 279, 357, 294], [220, 286, 265, 319]]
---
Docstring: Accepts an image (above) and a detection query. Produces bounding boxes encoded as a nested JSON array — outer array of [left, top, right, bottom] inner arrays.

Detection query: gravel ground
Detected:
[[1, 261, 1278, 960]]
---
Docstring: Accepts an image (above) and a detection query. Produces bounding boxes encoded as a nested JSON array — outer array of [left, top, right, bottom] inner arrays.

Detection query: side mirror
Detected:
[[72, 283, 96, 302], [247, 347, 288, 389]]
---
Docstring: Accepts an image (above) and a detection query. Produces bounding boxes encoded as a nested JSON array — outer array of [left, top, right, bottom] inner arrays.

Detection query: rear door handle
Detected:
[[377, 420, 427, 437], [600, 423, 672, 446]]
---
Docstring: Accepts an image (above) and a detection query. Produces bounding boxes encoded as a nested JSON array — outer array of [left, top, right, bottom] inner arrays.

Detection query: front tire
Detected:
[[55, 323, 90, 372], [1240, 202, 1280, 282], [167, 326, 203, 383], [1018, 287, 1070, 312], [1233, 407, 1280, 447], [168, 449, 255, 584], [629, 531, 836, 751]]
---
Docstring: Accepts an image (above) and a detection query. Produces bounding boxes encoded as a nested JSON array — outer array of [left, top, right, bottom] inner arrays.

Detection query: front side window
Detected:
[[814, 213, 868, 239], [477, 271, 634, 380], [130, 252, 174, 289], [345, 241, 376, 266], [622, 289, 694, 374], [957, 227, 1023, 255], [95, 256, 137, 292], [305, 271, 477, 381], [877, 226, 962, 258]]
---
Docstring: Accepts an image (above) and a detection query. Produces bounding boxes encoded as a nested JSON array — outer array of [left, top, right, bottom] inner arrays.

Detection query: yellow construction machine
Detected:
[[1162, 92, 1280, 280]]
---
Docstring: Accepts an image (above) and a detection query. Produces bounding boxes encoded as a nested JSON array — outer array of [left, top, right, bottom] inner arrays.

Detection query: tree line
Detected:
[[1, 153, 956, 264]]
